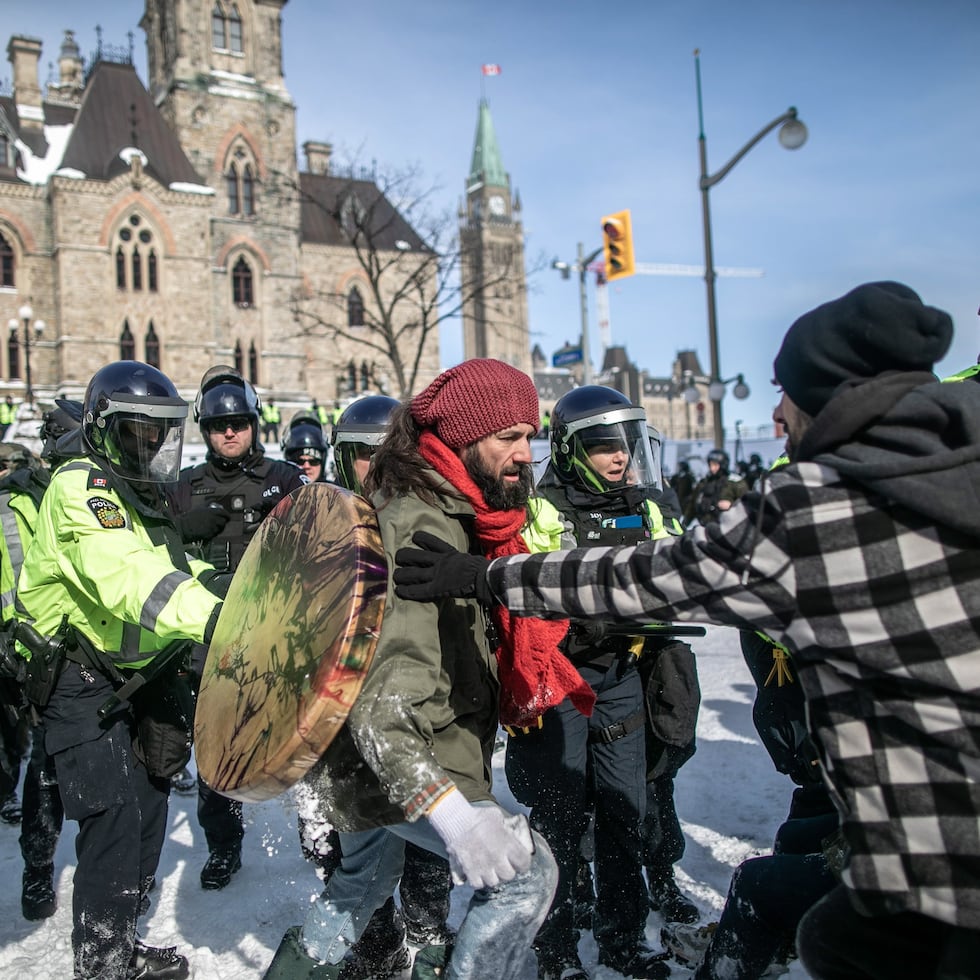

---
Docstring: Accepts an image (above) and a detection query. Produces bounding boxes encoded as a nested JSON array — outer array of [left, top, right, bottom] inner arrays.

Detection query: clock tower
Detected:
[[459, 100, 531, 374]]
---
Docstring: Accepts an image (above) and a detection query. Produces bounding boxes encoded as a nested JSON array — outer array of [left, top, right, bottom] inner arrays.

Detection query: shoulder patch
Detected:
[[87, 497, 128, 529], [87, 471, 110, 491]]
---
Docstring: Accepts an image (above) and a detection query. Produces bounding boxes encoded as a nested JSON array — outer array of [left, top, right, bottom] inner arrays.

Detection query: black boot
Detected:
[[22, 862, 57, 920], [201, 845, 242, 890], [128, 939, 190, 979], [648, 873, 699, 924], [598, 936, 671, 979], [0, 790, 22, 824]]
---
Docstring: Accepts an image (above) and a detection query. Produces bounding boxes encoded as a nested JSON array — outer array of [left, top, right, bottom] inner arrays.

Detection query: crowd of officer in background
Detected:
[[0, 295, 976, 980]]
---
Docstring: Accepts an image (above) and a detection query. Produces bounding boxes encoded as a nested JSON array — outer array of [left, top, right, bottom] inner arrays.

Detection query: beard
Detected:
[[463, 446, 534, 511]]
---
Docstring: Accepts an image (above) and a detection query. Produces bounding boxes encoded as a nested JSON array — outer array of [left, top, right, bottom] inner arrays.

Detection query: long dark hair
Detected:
[[364, 404, 464, 507]]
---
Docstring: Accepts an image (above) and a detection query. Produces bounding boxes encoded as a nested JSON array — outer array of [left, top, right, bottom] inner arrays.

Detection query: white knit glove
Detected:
[[426, 789, 534, 889]]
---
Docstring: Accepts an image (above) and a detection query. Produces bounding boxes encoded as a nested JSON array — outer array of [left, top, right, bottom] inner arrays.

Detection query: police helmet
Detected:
[[331, 395, 400, 493], [281, 413, 329, 467], [707, 448, 730, 471], [82, 361, 188, 484], [550, 386, 660, 493], [40, 398, 83, 463], [194, 365, 261, 449]]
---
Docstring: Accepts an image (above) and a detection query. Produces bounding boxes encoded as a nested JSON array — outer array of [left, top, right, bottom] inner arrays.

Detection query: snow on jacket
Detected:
[[487, 374, 980, 930], [307, 471, 499, 831]]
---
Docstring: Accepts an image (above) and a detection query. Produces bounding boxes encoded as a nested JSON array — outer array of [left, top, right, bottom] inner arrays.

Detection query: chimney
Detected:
[[7, 35, 44, 133], [303, 140, 332, 176]]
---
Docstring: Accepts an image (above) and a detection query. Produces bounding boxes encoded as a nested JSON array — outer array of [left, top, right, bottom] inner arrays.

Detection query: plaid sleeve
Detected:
[[488, 485, 798, 636]]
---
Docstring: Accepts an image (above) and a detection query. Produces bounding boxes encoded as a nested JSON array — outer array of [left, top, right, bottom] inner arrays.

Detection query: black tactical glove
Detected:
[[394, 530, 493, 604], [175, 504, 230, 543]]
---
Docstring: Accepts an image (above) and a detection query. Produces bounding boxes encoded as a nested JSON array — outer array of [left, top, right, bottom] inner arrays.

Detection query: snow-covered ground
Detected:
[[0, 625, 812, 978]]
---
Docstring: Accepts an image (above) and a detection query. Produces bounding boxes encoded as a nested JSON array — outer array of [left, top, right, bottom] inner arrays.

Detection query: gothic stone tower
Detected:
[[459, 100, 531, 374], [141, 0, 304, 391]]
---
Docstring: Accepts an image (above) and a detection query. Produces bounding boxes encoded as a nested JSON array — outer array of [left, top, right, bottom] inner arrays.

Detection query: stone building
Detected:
[[0, 0, 439, 418]]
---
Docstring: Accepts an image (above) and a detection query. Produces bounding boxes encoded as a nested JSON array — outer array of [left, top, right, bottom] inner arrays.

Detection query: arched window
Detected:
[[131, 246, 142, 291], [225, 147, 257, 217], [347, 360, 356, 393], [212, 4, 226, 48], [113, 215, 158, 293], [248, 341, 258, 385], [234, 340, 243, 376], [7, 330, 19, 380], [0, 232, 13, 288], [241, 164, 254, 216], [347, 286, 365, 327], [228, 5, 244, 53], [360, 361, 370, 391], [232, 256, 253, 307], [120, 322, 135, 360], [145, 323, 160, 367], [212, 3, 245, 53]]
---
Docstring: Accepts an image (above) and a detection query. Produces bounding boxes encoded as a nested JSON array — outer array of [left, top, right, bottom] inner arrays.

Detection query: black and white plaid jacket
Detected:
[[489, 378, 980, 929]]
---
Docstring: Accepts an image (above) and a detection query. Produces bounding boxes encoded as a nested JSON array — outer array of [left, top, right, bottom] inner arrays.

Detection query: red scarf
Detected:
[[419, 431, 595, 726]]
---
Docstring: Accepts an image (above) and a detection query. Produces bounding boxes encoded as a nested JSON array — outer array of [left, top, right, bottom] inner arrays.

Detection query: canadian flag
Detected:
[[481, 64, 502, 76]]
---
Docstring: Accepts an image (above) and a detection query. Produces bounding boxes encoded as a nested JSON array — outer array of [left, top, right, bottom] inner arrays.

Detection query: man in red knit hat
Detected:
[[265, 359, 585, 980]]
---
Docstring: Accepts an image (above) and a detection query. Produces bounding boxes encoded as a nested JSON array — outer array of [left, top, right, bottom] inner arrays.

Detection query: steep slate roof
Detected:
[[299, 173, 427, 252], [59, 60, 204, 186], [468, 99, 507, 189]]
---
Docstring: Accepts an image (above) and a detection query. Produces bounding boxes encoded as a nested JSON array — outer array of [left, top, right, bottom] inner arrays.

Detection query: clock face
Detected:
[[488, 194, 506, 216]]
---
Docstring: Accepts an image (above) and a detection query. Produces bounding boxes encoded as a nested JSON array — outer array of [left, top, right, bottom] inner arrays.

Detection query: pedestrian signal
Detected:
[[601, 210, 635, 281]]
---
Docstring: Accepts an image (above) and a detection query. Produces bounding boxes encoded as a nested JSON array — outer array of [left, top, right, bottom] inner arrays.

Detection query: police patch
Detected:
[[87, 497, 127, 529]]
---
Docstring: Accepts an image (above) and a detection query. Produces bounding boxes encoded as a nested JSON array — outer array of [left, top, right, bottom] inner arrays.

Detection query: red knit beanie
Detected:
[[411, 359, 540, 448]]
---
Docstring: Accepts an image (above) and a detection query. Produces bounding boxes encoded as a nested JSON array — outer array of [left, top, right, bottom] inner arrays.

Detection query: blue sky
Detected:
[[15, 1, 980, 429]]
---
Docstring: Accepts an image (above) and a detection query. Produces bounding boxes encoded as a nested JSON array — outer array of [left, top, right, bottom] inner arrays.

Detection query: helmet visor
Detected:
[[566, 409, 660, 492], [97, 395, 187, 483]]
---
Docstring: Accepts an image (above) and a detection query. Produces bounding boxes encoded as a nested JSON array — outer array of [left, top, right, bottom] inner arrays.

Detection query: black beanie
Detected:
[[773, 281, 953, 417]]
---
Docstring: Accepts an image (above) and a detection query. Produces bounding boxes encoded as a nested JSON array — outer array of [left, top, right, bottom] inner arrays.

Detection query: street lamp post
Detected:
[[553, 243, 603, 385], [7, 302, 46, 408], [695, 49, 807, 448]]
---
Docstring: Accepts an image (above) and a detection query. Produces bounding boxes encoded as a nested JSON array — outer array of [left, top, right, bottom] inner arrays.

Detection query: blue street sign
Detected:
[[552, 346, 583, 367]]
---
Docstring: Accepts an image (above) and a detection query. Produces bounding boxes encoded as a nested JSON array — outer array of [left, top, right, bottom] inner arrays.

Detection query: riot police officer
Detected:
[[330, 394, 400, 494], [281, 412, 331, 483], [15, 361, 226, 979], [169, 366, 307, 890], [510, 385, 693, 980], [687, 448, 747, 526]]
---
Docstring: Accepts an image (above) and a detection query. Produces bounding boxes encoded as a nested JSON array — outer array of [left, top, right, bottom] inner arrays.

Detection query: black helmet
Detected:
[[194, 365, 261, 449], [281, 413, 329, 466], [82, 361, 188, 483], [707, 448, 730, 472], [550, 385, 659, 493], [331, 395, 399, 492], [41, 397, 83, 463]]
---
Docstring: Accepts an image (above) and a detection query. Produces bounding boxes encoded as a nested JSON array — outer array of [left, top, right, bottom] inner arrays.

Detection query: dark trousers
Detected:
[[798, 884, 980, 980], [694, 808, 837, 980], [20, 724, 64, 870], [47, 666, 170, 980], [505, 660, 647, 959], [642, 771, 686, 879], [197, 773, 244, 852], [0, 684, 28, 798]]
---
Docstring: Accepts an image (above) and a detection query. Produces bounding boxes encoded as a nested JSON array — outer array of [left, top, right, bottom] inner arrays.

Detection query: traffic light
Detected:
[[601, 209, 635, 281]]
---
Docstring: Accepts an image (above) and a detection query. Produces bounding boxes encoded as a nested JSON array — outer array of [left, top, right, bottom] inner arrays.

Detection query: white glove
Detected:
[[426, 788, 534, 889]]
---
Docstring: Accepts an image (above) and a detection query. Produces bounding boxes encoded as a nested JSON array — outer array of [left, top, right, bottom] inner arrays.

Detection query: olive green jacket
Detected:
[[307, 472, 499, 831]]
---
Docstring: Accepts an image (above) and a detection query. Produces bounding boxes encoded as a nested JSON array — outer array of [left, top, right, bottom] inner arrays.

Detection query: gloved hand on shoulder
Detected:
[[394, 531, 492, 604], [175, 504, 229, 543], [426, 787, 534, 889]]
